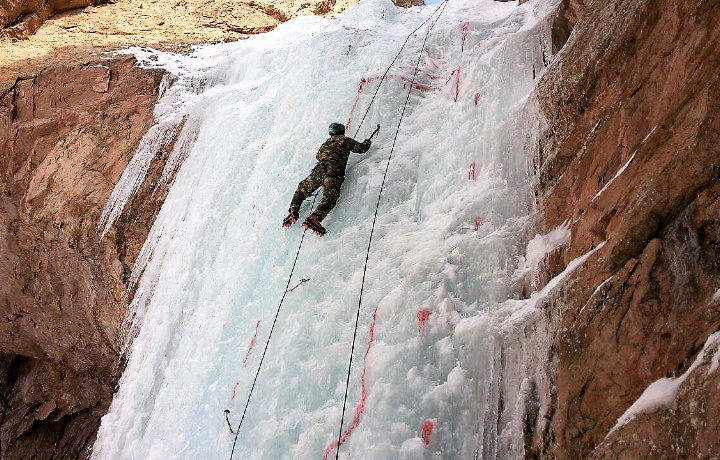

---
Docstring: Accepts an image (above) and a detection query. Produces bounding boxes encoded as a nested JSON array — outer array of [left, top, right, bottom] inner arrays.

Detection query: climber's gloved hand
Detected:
[[363, 139, 372, 147]]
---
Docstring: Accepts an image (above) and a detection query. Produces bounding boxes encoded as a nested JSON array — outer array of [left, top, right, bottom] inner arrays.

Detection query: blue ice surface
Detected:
[[92, 0, 561, 458]]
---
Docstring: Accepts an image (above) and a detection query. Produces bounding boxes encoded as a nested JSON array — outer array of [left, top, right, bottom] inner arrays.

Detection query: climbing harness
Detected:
[[331, 2, 449, 459]]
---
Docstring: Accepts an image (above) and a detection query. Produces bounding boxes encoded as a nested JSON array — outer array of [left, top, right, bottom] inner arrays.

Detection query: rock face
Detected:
[[0, 0, 107, 40], [0, 0, 360, 82], [0, 0, 348, 41], [0, 57, 165, 459], [536, 0, 720, 457]]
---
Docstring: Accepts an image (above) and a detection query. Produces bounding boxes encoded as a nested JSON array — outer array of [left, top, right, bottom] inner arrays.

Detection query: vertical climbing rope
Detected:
[[332, 2, 449, 459], [351, 1, 448, 138], [227, 2, 449, 458], [228, 195, 317, 460]]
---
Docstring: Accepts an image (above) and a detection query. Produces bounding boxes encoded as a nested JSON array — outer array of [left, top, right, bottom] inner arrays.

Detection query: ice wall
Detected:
[[93, 0, 561, 458]]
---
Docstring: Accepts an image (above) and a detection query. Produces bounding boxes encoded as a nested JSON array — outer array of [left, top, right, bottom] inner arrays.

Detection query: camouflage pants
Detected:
[[290, 163, 344, 220]]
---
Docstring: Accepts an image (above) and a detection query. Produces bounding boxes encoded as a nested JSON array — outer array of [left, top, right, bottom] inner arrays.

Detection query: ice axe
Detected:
[[365, 124, 380, 142]]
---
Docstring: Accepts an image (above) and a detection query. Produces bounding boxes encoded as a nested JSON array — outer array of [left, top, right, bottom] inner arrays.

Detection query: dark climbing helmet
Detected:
[[329, 122, 346, 135]]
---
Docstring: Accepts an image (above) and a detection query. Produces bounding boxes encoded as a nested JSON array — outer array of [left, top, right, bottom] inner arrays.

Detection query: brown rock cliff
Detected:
[[0, 56, 166, 459], [0, 0, 107, 40], [536, 0, 720, 457]]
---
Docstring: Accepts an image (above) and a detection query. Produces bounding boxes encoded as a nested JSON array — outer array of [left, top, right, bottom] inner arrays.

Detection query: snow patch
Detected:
[[712, 288, 720, 303], [515, 223, 571, 276], [98, 121, 181, 238], [579, 275, 613, 315], [709, 343, 720, 376], [641, 125, 658, 144], [536, 242, 605, 299], [593, 152, 636, 202], [496, 242, 606, 331], [611, 331, 720, 434]]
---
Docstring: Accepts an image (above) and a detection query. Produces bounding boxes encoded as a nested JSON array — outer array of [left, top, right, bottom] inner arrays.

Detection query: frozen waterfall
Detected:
[[93, 0, 563, 458]]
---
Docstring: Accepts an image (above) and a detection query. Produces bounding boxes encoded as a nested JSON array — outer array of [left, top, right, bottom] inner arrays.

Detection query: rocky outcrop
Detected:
[[536, 0, 720, 457], [392, 0, 424, 8], [589, 331, 720, 459], [0, 0, 107, 40], [0, 56, 166, 459], [0, 0, 360, 78]]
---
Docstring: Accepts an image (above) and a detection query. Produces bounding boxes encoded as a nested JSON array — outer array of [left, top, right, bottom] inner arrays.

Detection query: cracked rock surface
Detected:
[[0, 56, 168, 460], [536, 0, 720, 457]]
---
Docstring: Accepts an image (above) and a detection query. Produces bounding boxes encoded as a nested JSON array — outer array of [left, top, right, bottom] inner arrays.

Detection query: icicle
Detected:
[[98, 119, 181, 238]]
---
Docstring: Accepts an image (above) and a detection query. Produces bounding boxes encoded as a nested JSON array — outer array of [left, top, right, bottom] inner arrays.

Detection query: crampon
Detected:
[[282, 207, 299, 228], [302, 214, 326, 236]]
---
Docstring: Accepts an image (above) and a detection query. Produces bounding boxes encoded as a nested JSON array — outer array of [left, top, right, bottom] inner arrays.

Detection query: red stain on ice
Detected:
[[243, 319, 262, 367], [347, 74, 439, 131], [399, 75, 435, 92], [446, 67, 461, 102], [230, 380, 241, 407], [417, 309, 432, 335], [474, 92, 481, 105], [346, 79, 366, 132], [468, 162, 476, 181], [425, 48, 442, 70], [347, 52, 471, 129], [460, 20, 470, 53], [230, 319, 263, 408], [474, 217, 481, 231], [323, 307, 379, 460], [422, 419, 434, 445]]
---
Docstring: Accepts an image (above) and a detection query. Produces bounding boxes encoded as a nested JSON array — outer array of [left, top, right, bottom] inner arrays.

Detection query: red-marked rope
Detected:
[[322, 307, 378, 460]]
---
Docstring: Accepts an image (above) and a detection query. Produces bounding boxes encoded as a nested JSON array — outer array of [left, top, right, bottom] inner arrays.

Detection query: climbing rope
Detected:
[[351, 0, 449, 138], [332, 2, 449, 459], [227, 3, 449, 458], [228, 195, 317, 460]]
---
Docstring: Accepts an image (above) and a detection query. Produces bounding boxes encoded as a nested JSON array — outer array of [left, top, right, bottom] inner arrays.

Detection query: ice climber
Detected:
[[283, 122, 373, 236]]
